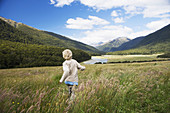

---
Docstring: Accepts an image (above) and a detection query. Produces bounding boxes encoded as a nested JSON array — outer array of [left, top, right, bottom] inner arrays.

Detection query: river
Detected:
[[83, 56, 108, 64]]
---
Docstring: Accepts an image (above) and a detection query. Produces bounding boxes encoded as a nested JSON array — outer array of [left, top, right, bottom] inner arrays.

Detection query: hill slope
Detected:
[[114, 36, 145, 51], [96, 37, 131, 52], [0, 16, 102, 54], [107, 24, 170, 55], [0, 18, 41, 45], [0, 17, 92, 68], [134, 24, 170, 48]]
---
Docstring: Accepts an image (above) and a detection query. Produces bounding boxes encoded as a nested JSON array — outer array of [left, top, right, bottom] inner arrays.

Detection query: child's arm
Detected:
[[77, 61, 85, 71], [59, 63, 69, 83]]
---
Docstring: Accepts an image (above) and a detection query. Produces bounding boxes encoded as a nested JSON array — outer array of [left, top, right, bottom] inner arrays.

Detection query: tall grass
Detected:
[[0, 62, 170, 113], [94, 54, 169, 63]]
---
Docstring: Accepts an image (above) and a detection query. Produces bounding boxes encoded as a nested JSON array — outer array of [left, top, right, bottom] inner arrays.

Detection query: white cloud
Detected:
[[113, 17, 124, 23], [78, 18, 170, 45], [51, 0, 170, 18], [129, 18, 170, 39], [54, 0, 74, 7], [80, 0, 128, 10], [111, 11, 118, 17], [123, 6, 143, 16], [146, 18, 170, 30], [128, 30, 154, 39], [50, 0, 56, 4], [66, 17, 93, 29], [79, 25, 133, 44], [50, 0, 170, 45], [88, 16, 110, 25], [111, 10, 125, 23], [66, 16, 109, 29], [143, 5, 170, 18]]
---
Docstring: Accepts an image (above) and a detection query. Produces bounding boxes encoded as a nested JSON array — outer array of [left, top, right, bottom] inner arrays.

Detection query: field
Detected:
[[94, 54, 170, 63], [0, 59, 170, 112]]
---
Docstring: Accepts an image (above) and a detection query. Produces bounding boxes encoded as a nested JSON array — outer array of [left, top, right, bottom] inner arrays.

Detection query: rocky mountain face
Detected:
[[0, 16, 23, 28], [113, 36, 145, 51], [96, 37, 131, 52]]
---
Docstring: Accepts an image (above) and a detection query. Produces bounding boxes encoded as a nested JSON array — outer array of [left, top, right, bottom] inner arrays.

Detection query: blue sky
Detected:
[[0, 0, 170, 46]]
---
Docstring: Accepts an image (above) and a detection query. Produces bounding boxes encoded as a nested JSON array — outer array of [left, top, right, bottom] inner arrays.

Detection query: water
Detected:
[[83, 56, 108, 64]]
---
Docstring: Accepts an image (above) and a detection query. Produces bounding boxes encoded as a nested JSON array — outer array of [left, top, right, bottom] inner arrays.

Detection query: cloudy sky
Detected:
[[0, 0, 170, 46]]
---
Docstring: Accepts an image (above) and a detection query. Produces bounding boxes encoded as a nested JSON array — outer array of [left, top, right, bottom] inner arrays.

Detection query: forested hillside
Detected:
[[44, 31, 100, 53], [107, 24, 170, 55], [0, 39, 90, 68], [134, 24, 170, 48], [0, 17, 91, 68], [0, 19, 41, 44], [0, 17, 102, 55]]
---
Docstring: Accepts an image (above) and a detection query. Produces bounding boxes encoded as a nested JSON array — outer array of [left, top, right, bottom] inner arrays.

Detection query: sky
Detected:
[[0, 0, 170, 46]]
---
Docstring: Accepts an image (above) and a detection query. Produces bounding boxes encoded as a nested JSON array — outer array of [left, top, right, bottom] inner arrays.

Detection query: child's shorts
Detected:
[[65, 81, 78, 86]]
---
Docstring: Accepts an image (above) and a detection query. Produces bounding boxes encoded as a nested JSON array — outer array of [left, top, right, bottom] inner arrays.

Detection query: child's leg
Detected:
[[67, 85, 73, 97], [67, 84, 76, 100], [70, 85, 76, 100]]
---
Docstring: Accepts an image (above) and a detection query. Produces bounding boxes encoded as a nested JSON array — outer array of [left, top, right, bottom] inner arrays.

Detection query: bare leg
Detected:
[[67, 85, 73, 97], [70, 85, 76, 100]]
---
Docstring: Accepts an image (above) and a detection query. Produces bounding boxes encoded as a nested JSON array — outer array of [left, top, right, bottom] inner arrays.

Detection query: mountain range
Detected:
[[0, 16, 170, 68], [97, 24, 170, 54], [96, 37, 131, 52], [111, 36, 145, 52]]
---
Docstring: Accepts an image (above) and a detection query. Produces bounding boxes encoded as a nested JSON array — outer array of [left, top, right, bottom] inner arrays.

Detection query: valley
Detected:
[[0, 16, 170, 113]]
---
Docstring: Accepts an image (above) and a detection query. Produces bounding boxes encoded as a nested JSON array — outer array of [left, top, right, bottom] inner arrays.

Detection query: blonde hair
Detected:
[[62, 49, 72, 60]]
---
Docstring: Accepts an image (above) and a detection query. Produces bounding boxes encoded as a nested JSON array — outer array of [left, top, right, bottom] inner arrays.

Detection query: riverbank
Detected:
[[83, 56, 107, 64], [84, 54, 170, 64]]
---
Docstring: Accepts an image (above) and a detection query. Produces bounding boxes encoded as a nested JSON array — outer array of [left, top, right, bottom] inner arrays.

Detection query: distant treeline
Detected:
[[157, 53, 170, 58], [0, 40, 91, 69], [107, 49, 156, 55]]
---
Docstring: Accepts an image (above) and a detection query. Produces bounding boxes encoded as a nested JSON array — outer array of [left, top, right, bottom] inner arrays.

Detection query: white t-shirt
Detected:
[[59, 59, 85, 83]]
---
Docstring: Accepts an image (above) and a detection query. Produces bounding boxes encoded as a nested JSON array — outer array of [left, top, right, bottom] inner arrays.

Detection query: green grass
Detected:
[[0, 61, 170, 113], [94, 54, 169, 63]]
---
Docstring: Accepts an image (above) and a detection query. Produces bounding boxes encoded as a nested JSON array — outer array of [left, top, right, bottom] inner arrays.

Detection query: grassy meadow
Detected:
[[94, 54, 170, 63], [0, 60, 170, 112]]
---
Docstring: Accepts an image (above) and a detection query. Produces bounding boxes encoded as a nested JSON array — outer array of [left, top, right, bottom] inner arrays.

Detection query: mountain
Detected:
[[0, 16, 39, 30], [134, 24, 170, 48], [0, 17, 95, 68], [107, 24, 170, 55], [0, 16, 102, 55], [0, 18, 41, 45], [43, 31, 101, 54], [114, 36, 145, 51], [96, 37, 131, 52]]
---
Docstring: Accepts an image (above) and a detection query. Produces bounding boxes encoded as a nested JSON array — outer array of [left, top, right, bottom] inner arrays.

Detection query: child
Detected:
[[59, 49, 85, 99]]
